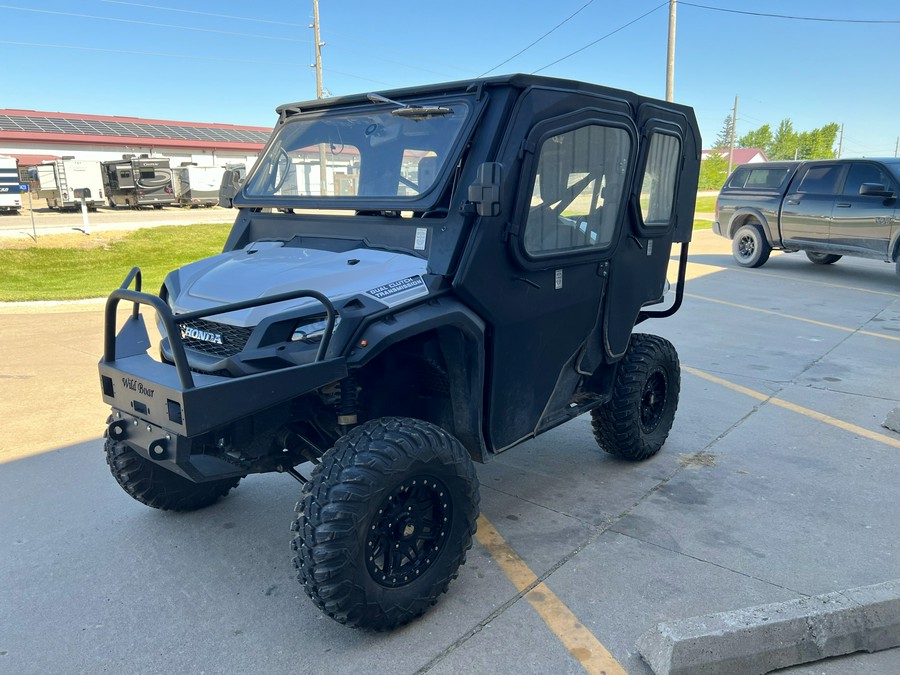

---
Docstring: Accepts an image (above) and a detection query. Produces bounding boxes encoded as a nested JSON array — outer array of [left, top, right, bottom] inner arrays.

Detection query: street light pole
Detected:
[[666, 0, 676, 101]]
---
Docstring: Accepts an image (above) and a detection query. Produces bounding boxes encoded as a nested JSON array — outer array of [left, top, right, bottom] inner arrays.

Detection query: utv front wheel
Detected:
[[591, 334, 680, 461], [291, 417, 479, 630], [105, 438, 241, 511]]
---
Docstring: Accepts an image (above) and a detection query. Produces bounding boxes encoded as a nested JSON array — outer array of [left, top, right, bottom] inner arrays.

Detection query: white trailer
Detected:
[[0, 155, 22, 213], [38, 158, 105, 211], [172, 164, 225, 207]]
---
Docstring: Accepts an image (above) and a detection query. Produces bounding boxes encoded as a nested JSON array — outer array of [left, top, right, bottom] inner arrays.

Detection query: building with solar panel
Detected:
[[0, 108, 270, 183]]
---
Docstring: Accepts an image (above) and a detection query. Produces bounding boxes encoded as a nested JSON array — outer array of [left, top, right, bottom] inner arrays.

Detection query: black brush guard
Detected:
[[99, 268, 347, 480]]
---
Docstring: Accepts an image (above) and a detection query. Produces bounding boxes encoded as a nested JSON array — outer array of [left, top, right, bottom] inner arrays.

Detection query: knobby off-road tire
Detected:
[[291, 417, 479, 630], [591, 333, 680, 461], [105, 438, 241, 511], [732, 222, 771, 268], [805, 251, 842, 265]]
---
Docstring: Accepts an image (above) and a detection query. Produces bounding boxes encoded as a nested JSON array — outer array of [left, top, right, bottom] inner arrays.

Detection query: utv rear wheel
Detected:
[[105, 438, 241, 511], [291, 417, 479, 630], [732, 223, 771, 268], [591, 334, 680, 461], [805, 251, 842, 265]]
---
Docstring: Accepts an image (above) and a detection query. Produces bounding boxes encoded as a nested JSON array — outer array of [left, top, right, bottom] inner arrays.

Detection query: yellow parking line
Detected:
[[683, 366, 900, 450], [686, 293, 900, 343], [737, 268, 900, 299], [475, 515, 626, 675]]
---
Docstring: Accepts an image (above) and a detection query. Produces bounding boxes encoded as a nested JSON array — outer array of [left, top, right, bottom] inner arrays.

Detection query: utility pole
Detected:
[[311, 0, 328, 195], [837, 123, 844, 159], [727, 95, 738, 176], [666, 0, 676, 102]]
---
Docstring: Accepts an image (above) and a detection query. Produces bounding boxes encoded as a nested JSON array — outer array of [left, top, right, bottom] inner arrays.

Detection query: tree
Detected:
[[738, 124, 773, 153], [797, 123, 839, 159], [698, 151, 729, 190], [714, 115, 734, 150], [769, 119, 797, 160]]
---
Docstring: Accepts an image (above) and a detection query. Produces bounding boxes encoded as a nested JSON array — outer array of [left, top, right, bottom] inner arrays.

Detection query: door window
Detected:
[[797, 165, 842, 194], [842, 163, 894, 195], [639, 133, 681, 226], [523, 124, 630, 257]]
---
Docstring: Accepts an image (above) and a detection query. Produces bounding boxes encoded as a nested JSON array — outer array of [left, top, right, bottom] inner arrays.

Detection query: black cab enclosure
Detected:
[[99, 74, 700, 629]]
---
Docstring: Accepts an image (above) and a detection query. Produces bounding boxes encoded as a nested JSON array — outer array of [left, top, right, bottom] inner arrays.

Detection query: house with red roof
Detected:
[[700, 147, 768, 164]]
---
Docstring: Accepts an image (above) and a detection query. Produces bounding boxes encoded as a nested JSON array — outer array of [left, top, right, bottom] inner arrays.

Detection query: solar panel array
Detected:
[[0, 113, 270, 145]]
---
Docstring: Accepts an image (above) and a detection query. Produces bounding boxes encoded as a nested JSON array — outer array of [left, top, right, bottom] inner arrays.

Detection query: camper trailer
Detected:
[[102, 155, 175, 208], [172, 164, 224, 207], [0, 155, 21, 213], [37, 158, 105, 211]]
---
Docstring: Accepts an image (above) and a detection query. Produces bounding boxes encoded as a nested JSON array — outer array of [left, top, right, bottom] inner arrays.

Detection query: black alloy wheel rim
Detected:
[[640, 369, 667, 432], [738, 234, 755, 258], [365, 476, 452, 588]]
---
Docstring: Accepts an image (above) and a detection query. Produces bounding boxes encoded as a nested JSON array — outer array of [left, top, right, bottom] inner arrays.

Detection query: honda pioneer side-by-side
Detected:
[[99, 75, 700, 630]]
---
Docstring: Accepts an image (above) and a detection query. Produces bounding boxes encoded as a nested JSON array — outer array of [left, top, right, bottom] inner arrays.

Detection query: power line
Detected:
[[478, 0, 599, 78], [0, 4, 309, 43], [533, 2, 668, 74], [680, 2, 900, 24], [0, 40, 391, 85], [99, 0, 308, 27], [98, 0, 461, 76]]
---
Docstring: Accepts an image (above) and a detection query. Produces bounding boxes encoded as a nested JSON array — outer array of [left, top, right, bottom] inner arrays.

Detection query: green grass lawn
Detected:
[[0, 223, 231, 302], [695, 195, 718, 213]]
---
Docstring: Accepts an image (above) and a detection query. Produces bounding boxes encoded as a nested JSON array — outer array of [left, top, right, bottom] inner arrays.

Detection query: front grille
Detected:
[[179, 318, 253, 358]]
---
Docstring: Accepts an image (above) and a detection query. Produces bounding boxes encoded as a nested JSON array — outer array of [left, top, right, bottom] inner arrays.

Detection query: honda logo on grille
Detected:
[[181, 325, 223, 345]]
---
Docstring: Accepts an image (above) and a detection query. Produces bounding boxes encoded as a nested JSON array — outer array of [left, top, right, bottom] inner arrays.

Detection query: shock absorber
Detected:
[[337, 375, 359, 428]]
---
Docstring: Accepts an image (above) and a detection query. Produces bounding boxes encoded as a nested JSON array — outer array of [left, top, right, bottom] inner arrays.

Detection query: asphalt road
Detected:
[[1, 230, 899, 674]]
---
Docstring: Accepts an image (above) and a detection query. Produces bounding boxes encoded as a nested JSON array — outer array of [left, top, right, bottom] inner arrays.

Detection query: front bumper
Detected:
[[99, 268, 346, 481]]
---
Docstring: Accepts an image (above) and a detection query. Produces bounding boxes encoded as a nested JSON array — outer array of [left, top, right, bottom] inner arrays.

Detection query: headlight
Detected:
[[291, 315, 340, 343]]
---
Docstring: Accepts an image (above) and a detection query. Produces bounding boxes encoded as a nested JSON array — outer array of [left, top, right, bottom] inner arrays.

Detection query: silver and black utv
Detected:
[[99, 74, 701, 630]]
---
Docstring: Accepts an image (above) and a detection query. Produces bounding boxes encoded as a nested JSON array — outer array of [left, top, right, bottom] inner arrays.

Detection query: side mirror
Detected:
[[468, 162, 502, 217], [859, 182, 895, 198]]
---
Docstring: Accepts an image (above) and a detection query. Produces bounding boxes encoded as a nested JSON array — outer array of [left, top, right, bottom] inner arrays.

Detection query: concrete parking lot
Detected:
[[1, 230, 898, 674]]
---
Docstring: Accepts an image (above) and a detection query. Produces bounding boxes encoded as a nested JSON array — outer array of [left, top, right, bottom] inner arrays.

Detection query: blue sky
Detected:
[[3, 1, 899, 157]]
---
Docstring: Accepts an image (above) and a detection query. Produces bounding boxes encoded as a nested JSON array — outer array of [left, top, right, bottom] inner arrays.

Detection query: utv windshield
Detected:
[[243, 99, 471, 204]]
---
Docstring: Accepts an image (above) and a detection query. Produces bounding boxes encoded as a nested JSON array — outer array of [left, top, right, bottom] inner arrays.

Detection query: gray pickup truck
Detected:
[[714, 159, 900, 275]]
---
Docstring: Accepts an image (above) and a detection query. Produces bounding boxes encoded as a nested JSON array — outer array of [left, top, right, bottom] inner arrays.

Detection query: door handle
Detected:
[[835, 202, 851, 208], [786, 199, 800, 205]]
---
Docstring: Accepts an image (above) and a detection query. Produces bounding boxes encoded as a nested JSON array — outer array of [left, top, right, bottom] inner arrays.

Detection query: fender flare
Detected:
[[347, 297, 489, 462], [728, 207, 776, 245]]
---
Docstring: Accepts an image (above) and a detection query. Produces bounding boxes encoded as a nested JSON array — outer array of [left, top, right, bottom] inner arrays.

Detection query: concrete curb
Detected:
[[636, 579, 900, 675]]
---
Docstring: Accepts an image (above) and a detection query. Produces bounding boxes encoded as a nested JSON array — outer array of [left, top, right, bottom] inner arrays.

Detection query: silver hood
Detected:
[[169, 242, 428, 326]]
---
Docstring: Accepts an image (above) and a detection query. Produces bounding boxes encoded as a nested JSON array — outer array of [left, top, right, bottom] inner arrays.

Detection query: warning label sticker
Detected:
[[366, 275, 428, 307]]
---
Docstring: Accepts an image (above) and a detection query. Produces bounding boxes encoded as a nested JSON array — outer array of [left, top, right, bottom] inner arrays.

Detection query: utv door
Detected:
[[454, 87, 685, 452]]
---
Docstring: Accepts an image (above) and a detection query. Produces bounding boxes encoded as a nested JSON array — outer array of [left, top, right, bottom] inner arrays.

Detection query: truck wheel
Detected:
[[291, 417, 479, 630], [805, 251, 842, 265], [105, 438, 241, 511], [591, 334, 680, 461], [732, 223, 771, 268]]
